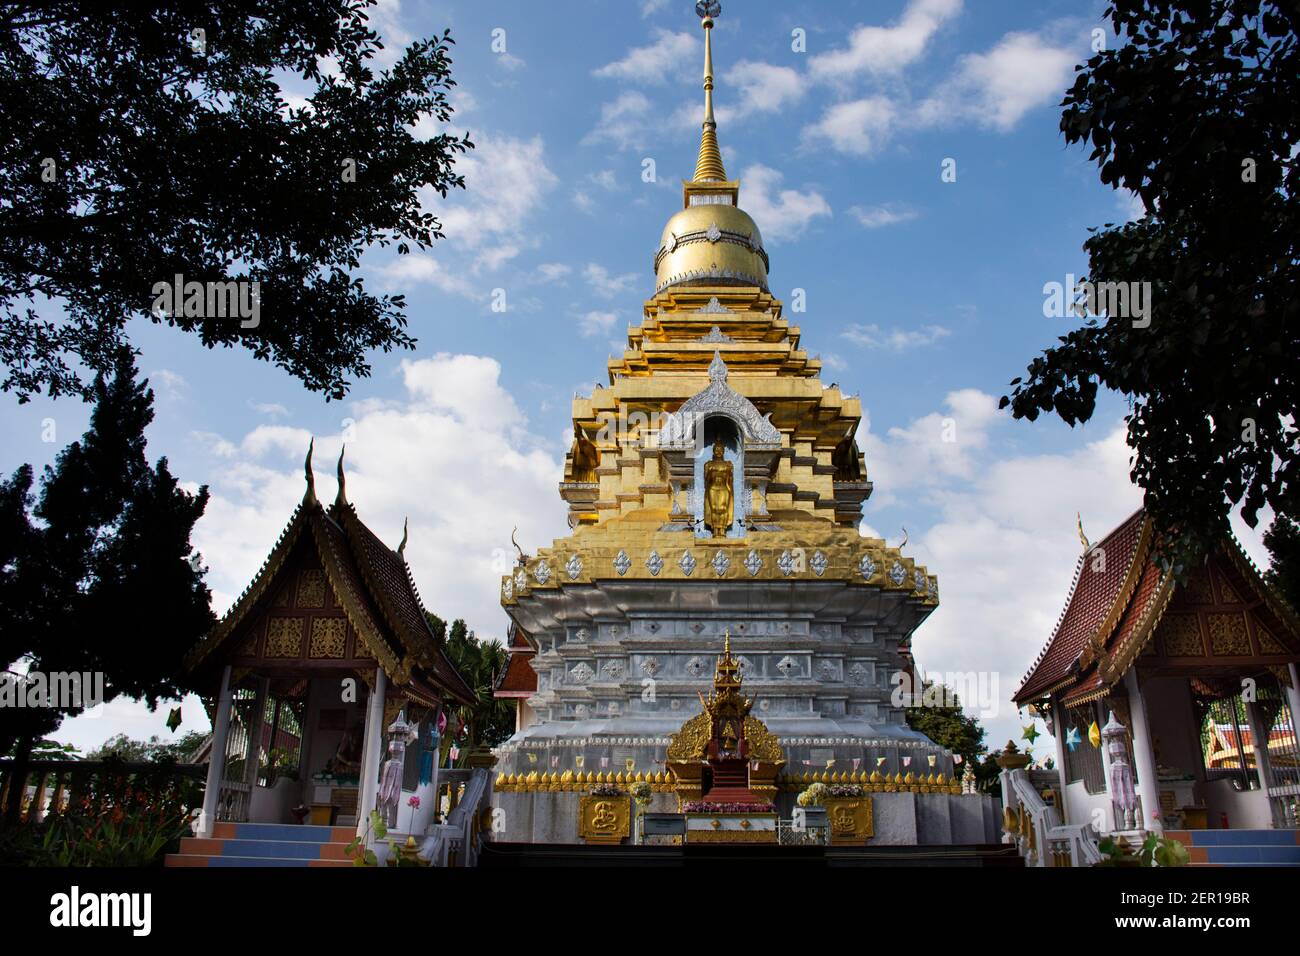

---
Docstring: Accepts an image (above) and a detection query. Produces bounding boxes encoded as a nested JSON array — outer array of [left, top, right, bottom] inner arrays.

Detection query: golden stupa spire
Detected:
[[693, 1, 727, 183]]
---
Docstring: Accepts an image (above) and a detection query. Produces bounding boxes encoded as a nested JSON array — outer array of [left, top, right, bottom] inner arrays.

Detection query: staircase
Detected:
[[1167, 829, 1300, 867], [165, 822, 356, 867]]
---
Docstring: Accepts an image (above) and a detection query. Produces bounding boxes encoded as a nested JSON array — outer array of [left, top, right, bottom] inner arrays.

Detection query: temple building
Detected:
[[492, 5, 997, 846], [170, 444, 475, 866], [1014, 509, 1300, 851]]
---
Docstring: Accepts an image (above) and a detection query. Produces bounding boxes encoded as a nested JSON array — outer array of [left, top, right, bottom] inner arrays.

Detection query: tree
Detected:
[[0, 351, 214, 821], [426, 614, 513, 763], [0, 1, 472, 402], [85, 731, 208, 763], [1002, 1, 1299, 567], [1264, 514, 1300, 609], [905, 682, 990, 785]]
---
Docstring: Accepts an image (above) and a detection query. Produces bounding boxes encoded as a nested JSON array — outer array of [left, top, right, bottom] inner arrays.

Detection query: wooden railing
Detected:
[[0, 759, 206, 824]]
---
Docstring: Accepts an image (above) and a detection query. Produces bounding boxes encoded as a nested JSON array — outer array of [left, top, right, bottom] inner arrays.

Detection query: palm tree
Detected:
[[426, 614, 514, 765]]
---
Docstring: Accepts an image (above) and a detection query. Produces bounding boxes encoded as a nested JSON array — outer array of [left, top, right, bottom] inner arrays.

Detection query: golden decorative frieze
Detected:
[[265, 617, 304, 658], [309, 617, 348, 658], [296, 568, 327, 608]]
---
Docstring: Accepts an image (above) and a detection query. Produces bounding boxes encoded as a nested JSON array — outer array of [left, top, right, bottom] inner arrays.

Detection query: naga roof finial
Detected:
[[303, 437, 317, 504], [335, 444, 347, 505], [398, 516, 409, 557]]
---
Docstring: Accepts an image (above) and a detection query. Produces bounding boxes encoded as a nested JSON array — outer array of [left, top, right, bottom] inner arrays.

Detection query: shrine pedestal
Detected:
[[684, 811, 778, 844]]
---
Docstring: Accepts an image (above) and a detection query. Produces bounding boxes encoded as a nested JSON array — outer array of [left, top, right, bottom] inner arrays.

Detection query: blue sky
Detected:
[[3, 0, 1272, 758]]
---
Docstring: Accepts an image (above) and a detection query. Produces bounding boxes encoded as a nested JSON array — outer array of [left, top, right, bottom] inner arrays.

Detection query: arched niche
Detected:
[[691, 415, 746, 538]]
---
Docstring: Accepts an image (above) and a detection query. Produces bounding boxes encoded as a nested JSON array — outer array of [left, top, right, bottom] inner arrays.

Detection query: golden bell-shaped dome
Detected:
[[655, 204, 768, 294]]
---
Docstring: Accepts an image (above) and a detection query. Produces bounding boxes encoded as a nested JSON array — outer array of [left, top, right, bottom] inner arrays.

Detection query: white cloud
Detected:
[[423, 133, 558, 275], [724, 60, 805, 119], [849, 204, 918, 228], [377, 253, 479, 297], [843, 323, 950, 350], [810, 0, 963, 82], [579, 310, 620, 338], [148, 368, 188, 401], [640, 0, 668, 16], [919, 30, 1077, 131], [535, 263, 572, 283], [495, 53, 526, 73], [191, 353, 565, 643], [584, 91, 655, 149], [573, 190, 596, 213], [803, 97, 898, 156], [583, 263, 639, 298], [248, 400, 290, 419], [593, 30, 697, 85], [738, 164, 831, 242]]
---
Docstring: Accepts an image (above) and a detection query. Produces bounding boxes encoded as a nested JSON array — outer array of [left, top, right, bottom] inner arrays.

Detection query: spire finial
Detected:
[[335, 444, 347, 505], [1077, 512, 1091, 552], [693, 1, 727, 182], [303, 437, 317, 504], [397, 516, 409, 556]]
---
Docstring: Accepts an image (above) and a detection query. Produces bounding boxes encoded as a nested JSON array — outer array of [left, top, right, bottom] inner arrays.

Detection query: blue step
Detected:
[[1201, 844, 1300, 865], [220, 822, 343, 843], [1183, 829, 1300, 848]]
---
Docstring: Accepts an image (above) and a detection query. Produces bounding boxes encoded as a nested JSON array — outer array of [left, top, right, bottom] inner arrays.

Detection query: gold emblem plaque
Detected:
[[579, 795, 631, 845], [825, 797, 874, 845]]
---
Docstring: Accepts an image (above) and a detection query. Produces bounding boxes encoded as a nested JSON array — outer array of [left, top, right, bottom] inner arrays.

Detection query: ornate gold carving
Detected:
[[309, 617, 348, 658], [353, 633, 374, 658], [667, 712, 711, 761], [265, 617, 304, 658], [741, 716, 784, 762], [578, 795, 631, 844], [1217, 576, 1243, 604], [297, 568, 327, 608], [236, 632, 260, 657], [825, 796, 874, 845], [1160, 614, 1205, 656], [1208, 613, 1250, 655], [703, 440, 733, 537], [1256, 624, 1284, 654]]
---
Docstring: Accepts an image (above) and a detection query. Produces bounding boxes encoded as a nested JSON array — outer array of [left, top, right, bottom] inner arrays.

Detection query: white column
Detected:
[[356, 668, 387, 838], [1245, 701, 1275, 791], [1050, 700, 1069, 821], [1287, 664, 1300, 749], [199, 665, 234, 838], [1123, 668, 1162, 834], [245, 676, 270, 790]]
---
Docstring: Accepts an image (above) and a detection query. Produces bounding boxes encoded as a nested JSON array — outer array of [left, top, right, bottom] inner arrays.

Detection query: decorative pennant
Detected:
[[1088, 720, 1102, 748], [574, 755, 585, 769], [927, 754, 937, 768], [449, 745, 460, 761], [625, 758, 636, 773], [876, 757, 887, 767], [166, 707, 182, 732], [852, 758, 861, 771], [1066, 726, 1082, 752], [825, 759, 836, 769], [953, 754, 963, 764], [527, 752, 537, 764], [600, 756, 609, 769], [1022, 723, 1041, 745], [550, 756, 559, 768], [902, 756, 912, 767]]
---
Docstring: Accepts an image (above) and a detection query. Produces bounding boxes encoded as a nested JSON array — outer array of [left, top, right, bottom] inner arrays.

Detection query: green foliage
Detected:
[[432, 614, 514, 760], [1264, 515, 1300, 609], [345, 809, 386, 866], [904, 682, 990, 786], [0, 351, 214, 804], [0, 757, 201, 866], [0, 1, 472, 402], [1097, 833, 1190, 868], [85, 731, 207, 763], [1002, 1, 1300, 567]]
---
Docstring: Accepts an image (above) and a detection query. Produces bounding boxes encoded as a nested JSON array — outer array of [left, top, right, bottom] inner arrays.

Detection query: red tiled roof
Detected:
[[496, 622, 536, 697], [1016, 510, 1147, 702]]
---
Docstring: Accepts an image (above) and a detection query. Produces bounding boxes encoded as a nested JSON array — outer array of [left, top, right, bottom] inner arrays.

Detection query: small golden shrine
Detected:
[[666, 632, 785, 806]]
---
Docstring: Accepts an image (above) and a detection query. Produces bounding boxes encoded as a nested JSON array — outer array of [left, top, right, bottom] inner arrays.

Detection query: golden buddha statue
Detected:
[[703, 440, 733, 537]]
